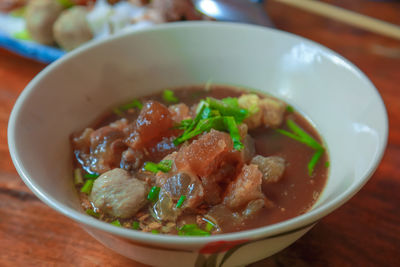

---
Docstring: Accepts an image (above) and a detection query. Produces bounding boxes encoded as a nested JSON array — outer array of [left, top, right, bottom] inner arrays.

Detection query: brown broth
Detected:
[[73, 85, 329, 234]]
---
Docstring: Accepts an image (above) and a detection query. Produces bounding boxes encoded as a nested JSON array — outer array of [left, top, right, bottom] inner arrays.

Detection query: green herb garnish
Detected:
[[84, 173, 99, 179], [147, 186, 161, 202], [178, 224, 211, 236], [80, 179, 94, 194], [173, 97, 248, 149], [113, 99, 142, 115], [276, 119, 325, 176], [86, 209, 100, 218], [205, 221, 215, 232], [151, 229, 159, 234], [144, 160, 173, 173], [110, 220, 122, 227], [286, 105, 295, 113], [325, 161, 330, 168], [176, 195, 186, 208], [163, 89, 179, 103], [223, 116, 244, 151], [206, 97, 248, 123], [132, 221, 140, 230]]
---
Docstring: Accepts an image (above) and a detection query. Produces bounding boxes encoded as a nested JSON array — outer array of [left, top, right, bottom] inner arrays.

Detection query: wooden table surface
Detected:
[[1, 0, 399, 266]]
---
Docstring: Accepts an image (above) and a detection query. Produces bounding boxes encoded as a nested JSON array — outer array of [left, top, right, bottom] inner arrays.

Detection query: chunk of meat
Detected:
[[201, 163, 237, 205], [238, 94, 286, 129], [168, 103, 190, 123], [259, 98, 286, 128], [120, 148, 144, 171], [251, 155, 286, 183], [239, 134, 256, 163], [90, 168, 149, 218], [72, 125, 127, 174], [223, 164, 264, 209], [238, 94, 263, 129], [175, 129, 233, 177], [126, 101, 173, 150], [161, 172, 204, 210], [151, 0, 204, 22]]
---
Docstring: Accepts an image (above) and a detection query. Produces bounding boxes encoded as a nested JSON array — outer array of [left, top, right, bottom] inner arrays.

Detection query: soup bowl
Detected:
[[8, 22, 388, 267]]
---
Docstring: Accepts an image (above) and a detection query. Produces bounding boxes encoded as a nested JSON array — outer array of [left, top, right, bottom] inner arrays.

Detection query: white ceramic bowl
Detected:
[[8, 22, 388, 267]]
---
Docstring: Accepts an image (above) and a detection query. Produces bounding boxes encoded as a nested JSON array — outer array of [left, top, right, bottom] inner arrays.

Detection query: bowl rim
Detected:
[[7, 21, 388, 246]]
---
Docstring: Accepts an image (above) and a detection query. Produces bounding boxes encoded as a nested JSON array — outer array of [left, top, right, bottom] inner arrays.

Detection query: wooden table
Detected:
[[1, 0, 399, 266]]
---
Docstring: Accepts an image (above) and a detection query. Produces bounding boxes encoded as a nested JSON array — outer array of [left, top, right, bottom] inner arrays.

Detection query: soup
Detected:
[[71, 85, 328, 235]]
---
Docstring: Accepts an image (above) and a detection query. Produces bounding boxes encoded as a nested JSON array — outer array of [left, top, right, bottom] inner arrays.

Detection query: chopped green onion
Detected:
[[206, 97, 249, 123], [147, 186, 161, 202], [173, 116, 225, 146], [223, 116, 244, 151], [132, 221, 140, 230], [110, 220, 121, 227], [80, 179, 94, 194], [163, 89, 179, 103], [144, 160, 173, 173], [205, 222, 214, 232], [175, 119, 193, 130], [86, 209, 100, 218], [178, 224, 211, 236], [13, 30, 30, 41], [74, 168, 83, 185], [84, 173, 99, 179], [176, 195, 186, 208], [151, 229, 159, 234], [276, 119, 325, 176], [308, 149, 324, 176], [286, 105, 294, 113], [113, 99, 142, 115], [325, 161, 330, 168]]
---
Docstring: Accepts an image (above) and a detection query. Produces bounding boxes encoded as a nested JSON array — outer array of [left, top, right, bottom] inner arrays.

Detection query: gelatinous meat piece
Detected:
[[251, 155, 286, 183], [168, 103, 190, 123], [90, 168, 149, 218], [223, 164, 264, 209], [72, 125, 126, 174], [175, 129, 233, 177], [162, 172, 204, 210], [126, 101, 173, 150]]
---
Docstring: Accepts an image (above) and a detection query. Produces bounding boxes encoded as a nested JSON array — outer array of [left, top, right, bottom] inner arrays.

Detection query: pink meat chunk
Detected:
[[168, 103, 191, 124], [223, 164, 265, 209], [175, 129, 233, 177]]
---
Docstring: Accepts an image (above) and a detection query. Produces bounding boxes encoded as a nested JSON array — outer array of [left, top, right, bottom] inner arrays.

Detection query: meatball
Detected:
[[53, 6, 93, 51], [90, 168, 149, 218], [25, 0, 64, 45], [251, 155, 286, 183]]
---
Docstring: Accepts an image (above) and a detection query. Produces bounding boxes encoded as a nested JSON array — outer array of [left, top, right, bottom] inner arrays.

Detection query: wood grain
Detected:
[[1, 0, 399, 266]]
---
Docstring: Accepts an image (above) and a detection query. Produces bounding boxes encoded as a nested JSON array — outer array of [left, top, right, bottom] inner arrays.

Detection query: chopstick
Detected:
[[273, 0, 400, 40]]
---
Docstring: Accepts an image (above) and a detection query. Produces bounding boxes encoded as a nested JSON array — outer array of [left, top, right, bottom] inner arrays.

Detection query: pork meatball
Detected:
[[25, 0, 64, 45], [90, 168, 149, 218], [53, 6, 93, 50]]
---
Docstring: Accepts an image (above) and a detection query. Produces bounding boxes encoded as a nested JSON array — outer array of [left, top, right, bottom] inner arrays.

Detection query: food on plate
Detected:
[[4, 0, 207, 50], [53, 6, 93, 50], [71, 85, 329, 235], [25, 0, 64, 45]]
